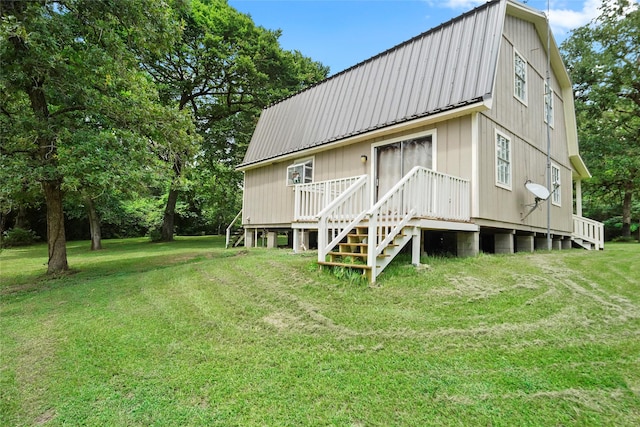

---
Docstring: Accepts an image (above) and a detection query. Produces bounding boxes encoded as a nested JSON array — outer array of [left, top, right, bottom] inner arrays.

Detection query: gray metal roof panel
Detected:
[[241, 0, 507, 167]]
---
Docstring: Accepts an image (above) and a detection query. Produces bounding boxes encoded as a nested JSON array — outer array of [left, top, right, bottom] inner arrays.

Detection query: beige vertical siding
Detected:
[[242, 117, 473, 227], [476, 14, 573, 233], [242, 164, 295, 227]]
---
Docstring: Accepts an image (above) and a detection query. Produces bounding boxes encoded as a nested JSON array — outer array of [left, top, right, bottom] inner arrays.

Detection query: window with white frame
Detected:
[[287, 159, 313, 186], [496, 131, 512, 189], [514, 50, 527, 104], [551, 164, 561, 205], [544, 82, 554, 126]]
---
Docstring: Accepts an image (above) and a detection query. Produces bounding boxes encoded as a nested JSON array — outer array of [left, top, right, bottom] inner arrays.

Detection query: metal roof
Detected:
[[240, 0, 508, 168]]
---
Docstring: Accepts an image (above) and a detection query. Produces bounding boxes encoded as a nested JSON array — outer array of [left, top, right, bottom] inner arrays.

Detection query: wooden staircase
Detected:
[[318, 224, 415, 280], [227, 227, 245, 248], [316, 166, 471, 283], [225, 210, 244, 249]]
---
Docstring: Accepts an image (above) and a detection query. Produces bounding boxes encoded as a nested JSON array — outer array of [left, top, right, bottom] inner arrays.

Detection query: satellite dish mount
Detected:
[[522, 180, 550, 221]]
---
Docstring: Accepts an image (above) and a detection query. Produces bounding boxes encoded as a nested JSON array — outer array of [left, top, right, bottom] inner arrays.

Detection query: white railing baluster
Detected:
[[573, 214, 604, 250], [294, 175, 365, 221]]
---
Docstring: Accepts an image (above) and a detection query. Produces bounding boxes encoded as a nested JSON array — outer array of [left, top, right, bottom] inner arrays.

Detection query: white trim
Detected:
[[551, 162, 561, 206], [242, 173, 247, 225], [286, 156, 314, 186], [575, 179, 583, 217], [371, 129, 437, 203], [471, 112, 479, 218], [237, 100, 489, 172], [513, 48, 528, 106], [495, 129, 512, 191]]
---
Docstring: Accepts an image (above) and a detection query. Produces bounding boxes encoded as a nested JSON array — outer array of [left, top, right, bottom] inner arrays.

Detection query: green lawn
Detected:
[[1, 237, 639, 426]]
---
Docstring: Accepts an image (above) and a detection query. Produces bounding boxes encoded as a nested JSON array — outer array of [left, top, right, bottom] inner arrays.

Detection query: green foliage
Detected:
[[1, 240, 640, 425], [561, 0, 640, 236], [0, 0, 198, 269], [1, 227, 39, 247], [139, 0, 329, 239]]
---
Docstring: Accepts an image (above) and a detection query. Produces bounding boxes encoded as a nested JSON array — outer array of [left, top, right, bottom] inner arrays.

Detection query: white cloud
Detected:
[[433, 0, 485, 8], [548, 0, 601, 35]]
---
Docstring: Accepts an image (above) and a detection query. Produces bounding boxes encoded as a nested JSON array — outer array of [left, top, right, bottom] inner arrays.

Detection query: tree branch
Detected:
[[49, 105, 87, 118]]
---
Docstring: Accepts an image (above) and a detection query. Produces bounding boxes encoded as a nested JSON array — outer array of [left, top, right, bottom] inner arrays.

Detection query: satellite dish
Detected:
[[522, 181, 550, 221], [525, 182, 550, 201]]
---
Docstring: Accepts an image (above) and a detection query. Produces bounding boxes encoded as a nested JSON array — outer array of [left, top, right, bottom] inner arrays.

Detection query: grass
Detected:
[[1, 237, 639, 426]]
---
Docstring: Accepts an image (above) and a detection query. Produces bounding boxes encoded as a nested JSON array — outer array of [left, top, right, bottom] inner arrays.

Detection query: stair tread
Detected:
[[329, 252, 367, 258], [318, 261, 371, 270]]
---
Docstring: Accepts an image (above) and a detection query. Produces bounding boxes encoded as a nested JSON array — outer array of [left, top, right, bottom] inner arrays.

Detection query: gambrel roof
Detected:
[[239, 0, 588, 177]]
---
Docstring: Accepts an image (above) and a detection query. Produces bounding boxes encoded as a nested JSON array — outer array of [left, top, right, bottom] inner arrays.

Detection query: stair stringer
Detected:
[[373, 226, 414, 276], [368, 210, 416, 282], [572, 238, 593, 250]]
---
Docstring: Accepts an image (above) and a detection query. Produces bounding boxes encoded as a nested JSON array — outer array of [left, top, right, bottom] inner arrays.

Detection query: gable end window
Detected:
[[544, 82, 554, 126], [287, 159, 313, 186], [495, 130, 512, 190], [514, 50, 527, 104], [551, 164, 561, 206]]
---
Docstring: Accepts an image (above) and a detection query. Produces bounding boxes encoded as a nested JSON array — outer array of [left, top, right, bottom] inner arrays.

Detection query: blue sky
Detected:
[[228, 0, 609, 75]]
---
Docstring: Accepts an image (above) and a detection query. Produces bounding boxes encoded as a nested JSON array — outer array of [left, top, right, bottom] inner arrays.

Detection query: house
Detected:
[[234, 0, 604, 282]]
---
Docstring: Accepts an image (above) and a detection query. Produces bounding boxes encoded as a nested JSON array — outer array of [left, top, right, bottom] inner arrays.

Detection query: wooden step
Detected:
[[328, 251, 367, 258], [318, 261, 371, 270], [338, 242, 368, 248]]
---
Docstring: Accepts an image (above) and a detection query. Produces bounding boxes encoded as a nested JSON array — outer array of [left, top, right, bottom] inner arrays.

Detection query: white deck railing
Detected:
[[367, 166, 470, 279], [315, 167, 470, 279], [573, 215, 604, 250], [294, 175, 366, 221], [316, 175, 370, 261]]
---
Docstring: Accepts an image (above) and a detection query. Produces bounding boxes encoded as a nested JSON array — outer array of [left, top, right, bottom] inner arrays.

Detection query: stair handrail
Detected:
[[366, 166, 426, 279], [317, 175, 369, 261], [225, 209, 243, 249]]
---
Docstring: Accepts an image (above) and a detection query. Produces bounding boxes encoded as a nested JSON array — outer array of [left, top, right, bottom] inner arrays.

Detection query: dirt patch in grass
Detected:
[[34, 408, 56, 425]]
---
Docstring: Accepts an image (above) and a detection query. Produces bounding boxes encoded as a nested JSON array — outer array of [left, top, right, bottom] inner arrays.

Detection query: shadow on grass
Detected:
[[0, 236, 246, 297]]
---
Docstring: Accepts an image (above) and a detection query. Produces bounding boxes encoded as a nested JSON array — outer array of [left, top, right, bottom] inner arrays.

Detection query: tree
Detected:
[[140, 0, 329, 241], [561, 0, 640, 238], [0, 0, 194, 272]]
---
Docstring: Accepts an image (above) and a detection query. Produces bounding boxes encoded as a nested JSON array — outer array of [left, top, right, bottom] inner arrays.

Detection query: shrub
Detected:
[[148, 228, 163, 242], [2, 228, 40, 248], [611, 236, 637, 243]]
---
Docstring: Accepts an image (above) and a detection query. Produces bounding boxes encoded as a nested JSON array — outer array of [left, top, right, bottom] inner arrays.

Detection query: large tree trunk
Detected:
[[14, 205, 28, 229], [159, 158, 183, 242], [86, 198, 102, 251], [621, 189, 632, 238], [43, 180, 68, 274], [160, 185, 179, 242]]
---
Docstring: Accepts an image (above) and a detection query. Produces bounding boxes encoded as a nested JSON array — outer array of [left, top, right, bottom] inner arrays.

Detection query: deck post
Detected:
[[293, 229, 300, 253], [552, 237, 562, 250], [267, 231, 278, 248], [457, 231, 479, 257], [293, 229, 309, 252], [535, 236, 548, 250], [562, 238, 572, 250], [494, 233, 514, 254], [516, 235, 534, 252], [411, 227, 421, 266], [244, 229, 255, 248]]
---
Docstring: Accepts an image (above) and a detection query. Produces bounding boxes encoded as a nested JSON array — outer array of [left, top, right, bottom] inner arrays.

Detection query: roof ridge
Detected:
[[263, 0, 503, 110]]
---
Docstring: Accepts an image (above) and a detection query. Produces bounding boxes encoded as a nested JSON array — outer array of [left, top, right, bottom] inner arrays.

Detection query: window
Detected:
[[544, 82, 554, 126], [514, 50, 527, 104], [496, 131, 511, 189], [287, 159, 313, 185], [551, 164, 561, 205]]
